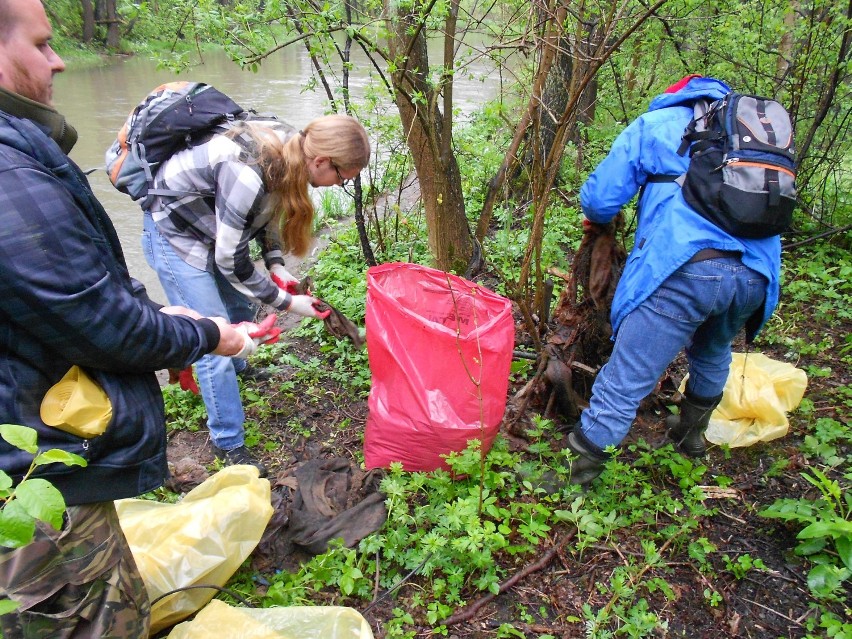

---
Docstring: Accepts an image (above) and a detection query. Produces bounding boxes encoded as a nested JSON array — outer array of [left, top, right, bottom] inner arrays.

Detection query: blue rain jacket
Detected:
[[580, 77, 781, 340]]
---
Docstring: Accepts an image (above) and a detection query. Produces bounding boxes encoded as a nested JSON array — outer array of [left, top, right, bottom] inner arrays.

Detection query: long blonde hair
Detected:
[[232, 114, 370, 257]]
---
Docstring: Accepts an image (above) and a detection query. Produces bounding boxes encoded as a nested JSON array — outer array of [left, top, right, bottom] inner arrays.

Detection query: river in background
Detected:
[[53, 47, 501, 303]]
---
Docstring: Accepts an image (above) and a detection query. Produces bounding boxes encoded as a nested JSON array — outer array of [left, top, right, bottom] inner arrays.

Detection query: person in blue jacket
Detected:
[[0, 1, 265, 636], [565, 75, 782, 486]]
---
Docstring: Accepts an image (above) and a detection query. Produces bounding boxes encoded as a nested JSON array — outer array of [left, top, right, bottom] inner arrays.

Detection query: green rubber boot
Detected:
[[565, 431, 609, 486], [666, 392, 723, 457]]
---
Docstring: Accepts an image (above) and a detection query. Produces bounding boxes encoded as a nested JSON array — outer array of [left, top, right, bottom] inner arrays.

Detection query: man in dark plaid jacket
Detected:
[[0, 1, 254, 636]]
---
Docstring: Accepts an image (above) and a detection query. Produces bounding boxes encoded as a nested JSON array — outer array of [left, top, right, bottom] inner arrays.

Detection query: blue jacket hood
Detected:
[[647, 76, 731, 111]]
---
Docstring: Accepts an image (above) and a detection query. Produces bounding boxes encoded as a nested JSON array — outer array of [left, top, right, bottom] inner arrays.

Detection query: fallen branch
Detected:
[[442, 529, 577, 627], [782, 223, 852, 250]]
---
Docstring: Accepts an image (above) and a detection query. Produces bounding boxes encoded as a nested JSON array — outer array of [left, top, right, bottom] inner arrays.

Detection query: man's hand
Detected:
[[242, 314, 282, 345], [288, 295, 332, 320], [160, 305, 203, 320], [270, 264, 299, 294], [231, 314, 282, 359], [210, 317, 254, 356]]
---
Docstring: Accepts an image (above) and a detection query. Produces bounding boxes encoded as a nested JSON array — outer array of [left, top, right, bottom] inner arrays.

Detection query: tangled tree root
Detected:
[[514, 218, 626, 426]]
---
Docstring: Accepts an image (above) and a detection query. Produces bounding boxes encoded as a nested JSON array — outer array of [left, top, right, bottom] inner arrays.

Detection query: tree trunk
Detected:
[[80, 0, 95, 43], [385, 1, 473, 273], [104, 0, 120, 49], [512, 5, 574, 197]]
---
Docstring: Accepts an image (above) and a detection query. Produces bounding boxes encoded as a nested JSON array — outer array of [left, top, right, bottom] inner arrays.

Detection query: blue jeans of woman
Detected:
[[142, 213, 254, 451], [579, 256, 768, 452]]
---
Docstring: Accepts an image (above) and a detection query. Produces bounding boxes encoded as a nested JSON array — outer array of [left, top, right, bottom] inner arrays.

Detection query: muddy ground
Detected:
[[161, 283, 850, 639]]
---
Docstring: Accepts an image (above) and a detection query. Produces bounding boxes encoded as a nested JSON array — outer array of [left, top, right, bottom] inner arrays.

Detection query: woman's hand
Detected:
[[270, 264, 300, 294], [288, 295, 332, 320]]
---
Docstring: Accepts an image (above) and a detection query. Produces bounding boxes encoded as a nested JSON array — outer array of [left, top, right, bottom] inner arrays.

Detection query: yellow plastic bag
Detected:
[[680, 352, 807, 448], [40, 365, 112, 438], [115, 466, 273, 635], [166, 599, 374, 639]]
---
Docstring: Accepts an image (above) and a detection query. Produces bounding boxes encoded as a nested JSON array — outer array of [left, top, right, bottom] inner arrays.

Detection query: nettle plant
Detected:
[[0, 424, 86, 615]]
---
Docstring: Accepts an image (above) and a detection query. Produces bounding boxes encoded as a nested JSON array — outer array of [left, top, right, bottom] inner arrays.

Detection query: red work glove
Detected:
[[582, 217, 610, 234], [246, 314, 282, 345], [168, 366, 200, 394], [232, 314, 282, 359], [288, 294, 332, 319], [270, 264, 299, 295]]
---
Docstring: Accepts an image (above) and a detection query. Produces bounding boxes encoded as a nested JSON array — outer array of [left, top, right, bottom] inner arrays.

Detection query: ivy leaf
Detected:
[[806, 563, 846, 597], [0, 500, 36, 549], [0, 424, 38, 455], [14, 479, 65, 530], [798, 519, 852, 540], [0, 470, 12, 493]]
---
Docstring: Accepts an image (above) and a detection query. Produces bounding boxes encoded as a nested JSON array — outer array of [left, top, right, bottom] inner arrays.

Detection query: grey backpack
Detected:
[[650, 92, 797, 238]]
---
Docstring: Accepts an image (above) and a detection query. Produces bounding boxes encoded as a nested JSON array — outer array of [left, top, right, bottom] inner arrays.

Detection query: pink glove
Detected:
[[288, 294, 332, 320], [270, 264, 299, 295], [245, 314, 282, 344]]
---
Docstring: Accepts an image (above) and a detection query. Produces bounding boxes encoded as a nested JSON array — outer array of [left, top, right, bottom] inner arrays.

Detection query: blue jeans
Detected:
[[579, 256, 768, 452], [142, 213, 255, 450]]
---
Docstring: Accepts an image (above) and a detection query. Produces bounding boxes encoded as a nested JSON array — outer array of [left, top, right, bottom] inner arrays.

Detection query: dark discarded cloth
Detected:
[[252, 458, 386, 571], [289, 458, 385, 554], [296, 276, 365, 349], [574, 221, 625, 312], [312, 301, 365, 349]]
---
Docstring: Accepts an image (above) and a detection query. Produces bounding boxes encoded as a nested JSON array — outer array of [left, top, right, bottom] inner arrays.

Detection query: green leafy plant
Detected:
[[0, 424, 86, 549], [0, 424, 87, 616], [722, 553, 767, 580], [760, 468, 852, 600], [162, 383, 207, 432]]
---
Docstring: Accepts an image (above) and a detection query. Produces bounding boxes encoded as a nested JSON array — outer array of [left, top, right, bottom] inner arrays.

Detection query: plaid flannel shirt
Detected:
[[149, 120, 296, 310]]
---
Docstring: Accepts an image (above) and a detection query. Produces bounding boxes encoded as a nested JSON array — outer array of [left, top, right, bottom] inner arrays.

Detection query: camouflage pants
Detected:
[[0, 501, 150, 639]]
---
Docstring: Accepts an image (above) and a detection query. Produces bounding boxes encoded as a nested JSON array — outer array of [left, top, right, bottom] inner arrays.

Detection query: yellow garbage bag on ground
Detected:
[[680, 352, 807, 448], [115, 466, 273, 635], [166, 599, 374, 639]]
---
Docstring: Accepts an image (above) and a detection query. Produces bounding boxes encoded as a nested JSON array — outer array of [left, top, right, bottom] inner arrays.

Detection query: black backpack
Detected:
[[105, 81, 246, 202], [651, 92, 797, 238]]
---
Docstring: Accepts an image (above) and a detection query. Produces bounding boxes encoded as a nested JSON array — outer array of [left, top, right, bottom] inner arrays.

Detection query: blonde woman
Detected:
[[143, 113, 371, 474]]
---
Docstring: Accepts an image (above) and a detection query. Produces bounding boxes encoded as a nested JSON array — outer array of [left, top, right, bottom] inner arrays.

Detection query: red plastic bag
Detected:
[[364, 263, 515, 472]]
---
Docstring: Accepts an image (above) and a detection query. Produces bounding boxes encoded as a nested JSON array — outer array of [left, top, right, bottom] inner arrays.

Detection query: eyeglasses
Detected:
[[331, 161, 351, 186], [331, 161, 356, 197]]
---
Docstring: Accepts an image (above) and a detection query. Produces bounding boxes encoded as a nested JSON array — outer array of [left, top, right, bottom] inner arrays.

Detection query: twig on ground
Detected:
[[372, 552, 380, 603], [740, 596, 804, 627], [599, 535, 677, 618], [442, 529, 577, 627], [362, 552, 434, 615]]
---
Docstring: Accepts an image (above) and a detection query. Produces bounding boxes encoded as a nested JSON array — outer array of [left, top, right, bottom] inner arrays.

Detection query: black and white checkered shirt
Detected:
[[149, 120, 296, 310]]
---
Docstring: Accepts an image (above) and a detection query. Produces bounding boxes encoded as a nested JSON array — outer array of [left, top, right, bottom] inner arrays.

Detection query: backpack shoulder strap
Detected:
[[677, 98, 717, 156]]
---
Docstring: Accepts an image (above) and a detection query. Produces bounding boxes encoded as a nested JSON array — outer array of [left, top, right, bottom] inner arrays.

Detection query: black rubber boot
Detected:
[[666, 392, 723, 457], [565, 430, 609, 487]]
